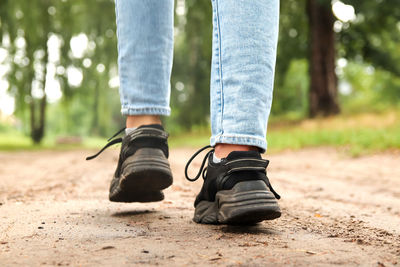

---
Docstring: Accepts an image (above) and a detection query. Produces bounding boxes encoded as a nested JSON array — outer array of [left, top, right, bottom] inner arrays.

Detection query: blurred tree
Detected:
[[0, 0, 120, 142], [340, 0, 400, 74], [70, 0, 120, 136], [0, 0, 53, 143], [1, 0, 400, 142], [169, 0, 212, 130], [275, 0, 400, 117], [307, 0, 340, 117], [340, 0, 400, 101], [273, 0, 309, 116]]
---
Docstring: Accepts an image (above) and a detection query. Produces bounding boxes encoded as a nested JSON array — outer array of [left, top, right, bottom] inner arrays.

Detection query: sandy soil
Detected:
[[0, 148, 399, 266]]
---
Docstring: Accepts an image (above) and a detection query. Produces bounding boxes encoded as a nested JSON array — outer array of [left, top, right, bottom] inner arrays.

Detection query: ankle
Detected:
[[126, 115, 162, 128], [214, 144, 258, 158]]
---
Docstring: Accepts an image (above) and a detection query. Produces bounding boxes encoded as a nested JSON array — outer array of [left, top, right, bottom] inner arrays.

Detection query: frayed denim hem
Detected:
[[121, 106, 171, 116], [210, 134, 267, 153]]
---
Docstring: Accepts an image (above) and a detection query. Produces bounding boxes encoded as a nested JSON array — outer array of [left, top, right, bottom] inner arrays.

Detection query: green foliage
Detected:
[[271, 0, 400, 118], [1, 0, 121, 141], [271, 59, 309, 116], [339, 62, 400, 113], [340, 0, 400, 76], [168, 0, 213, 131], [275, 0, 309, 88], [1, 0, 400, 145]]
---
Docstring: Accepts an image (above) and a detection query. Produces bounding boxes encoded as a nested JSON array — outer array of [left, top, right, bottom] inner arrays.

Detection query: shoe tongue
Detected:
[[137, 124, 164, 131], [226, 150, 261, 160]]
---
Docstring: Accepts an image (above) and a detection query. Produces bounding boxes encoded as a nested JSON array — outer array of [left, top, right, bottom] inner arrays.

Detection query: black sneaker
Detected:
[[185, 145, 281, 224], [86, 124, 173, 202]]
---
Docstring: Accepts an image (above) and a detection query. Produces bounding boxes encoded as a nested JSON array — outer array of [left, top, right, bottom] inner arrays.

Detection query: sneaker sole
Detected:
[[109, 152, 173, 203], [193, 180, 281, 224]]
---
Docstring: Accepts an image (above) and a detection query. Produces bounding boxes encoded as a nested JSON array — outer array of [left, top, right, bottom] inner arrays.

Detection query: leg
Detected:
[[210, 0, 280, 154], [97, 0, 174, 202], [116, 0, 174, 127], [185, 0, 281, 224]]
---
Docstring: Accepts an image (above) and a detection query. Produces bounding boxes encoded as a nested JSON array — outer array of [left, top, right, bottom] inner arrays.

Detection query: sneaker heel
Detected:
[[216, 180, 281, 224]]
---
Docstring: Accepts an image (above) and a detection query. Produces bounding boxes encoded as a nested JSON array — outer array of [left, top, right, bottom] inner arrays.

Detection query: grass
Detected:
[[264, 110, 400, 155], [169, 110, 400, 156], [1, 110, 399, 155], [0, 132, 107, 151], [268, 124, 400, 156]]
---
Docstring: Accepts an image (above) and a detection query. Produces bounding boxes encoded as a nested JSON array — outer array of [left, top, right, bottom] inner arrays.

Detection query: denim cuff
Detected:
[[121, 106, 171, 116], [210, 134, 267, 153]]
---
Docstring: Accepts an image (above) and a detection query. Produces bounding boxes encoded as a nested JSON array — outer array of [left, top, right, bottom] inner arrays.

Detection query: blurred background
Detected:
[[0, 0, 399, 154]]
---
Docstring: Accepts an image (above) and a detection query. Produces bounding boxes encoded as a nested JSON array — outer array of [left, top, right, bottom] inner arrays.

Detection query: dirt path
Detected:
[[0, 148, 399, 266]]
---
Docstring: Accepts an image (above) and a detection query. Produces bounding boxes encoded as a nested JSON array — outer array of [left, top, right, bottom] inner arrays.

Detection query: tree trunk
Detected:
[[30, 95, 47, 144], [307, 0, 340, 117], [29, 29, 49, 144], [91, 80, 100, 135], [25, 0, 51, 144]]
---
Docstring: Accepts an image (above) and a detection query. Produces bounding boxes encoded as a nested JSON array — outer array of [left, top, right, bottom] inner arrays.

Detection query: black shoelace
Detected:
[[184, 145, 281, 199], [184, 145, 214, 182], [86, 127, 126, 160]]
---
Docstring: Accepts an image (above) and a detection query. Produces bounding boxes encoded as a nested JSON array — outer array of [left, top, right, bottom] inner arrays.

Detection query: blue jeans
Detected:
[[115, 0, 279, 152]]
